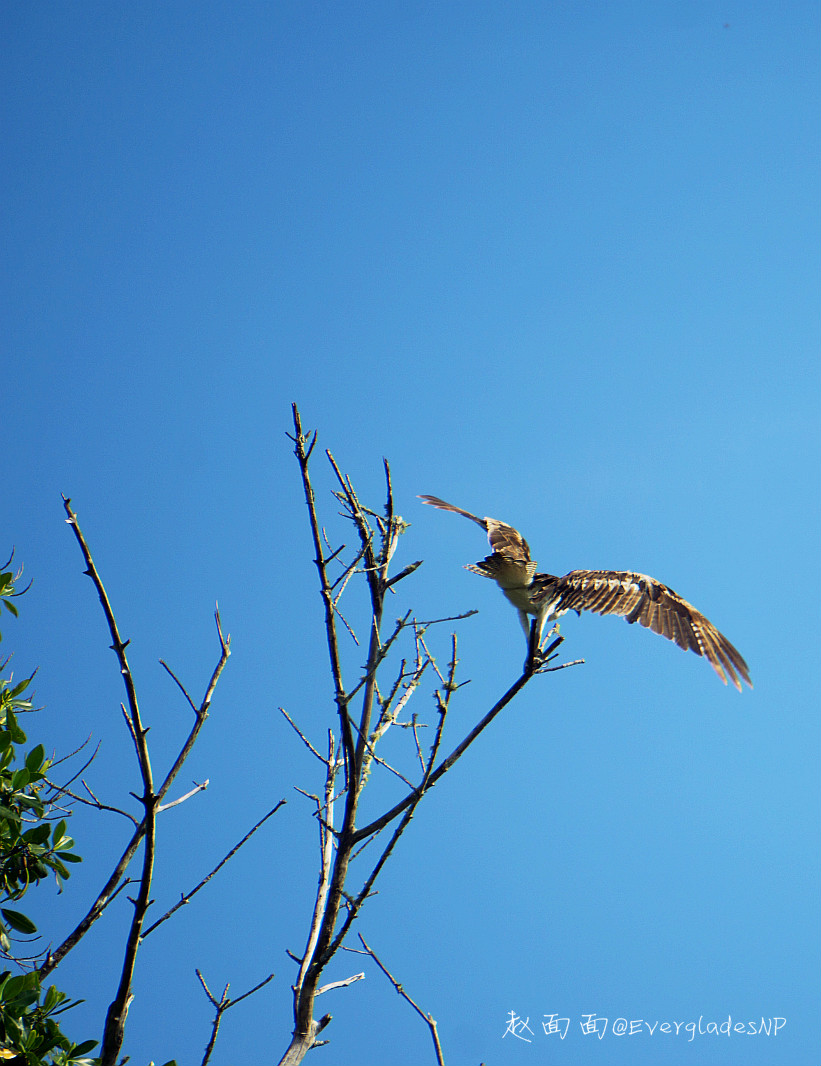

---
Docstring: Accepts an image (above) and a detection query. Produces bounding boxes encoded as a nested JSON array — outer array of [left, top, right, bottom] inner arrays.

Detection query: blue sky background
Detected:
[[3, 2, 819, 1064]]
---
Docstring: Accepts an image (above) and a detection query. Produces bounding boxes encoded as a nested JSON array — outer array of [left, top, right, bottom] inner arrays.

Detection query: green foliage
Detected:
[[0, 561, 96, 1066], [0, 570, 20, 646], [0, 700, 83, 947], [0, 972, 97, 1065]]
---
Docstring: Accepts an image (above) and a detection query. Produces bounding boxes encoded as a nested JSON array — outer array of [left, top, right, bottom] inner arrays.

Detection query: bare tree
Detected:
[[14, 408, 576, 1066], [35, 499, 284, 1066], [275, 406, 577, 1063]]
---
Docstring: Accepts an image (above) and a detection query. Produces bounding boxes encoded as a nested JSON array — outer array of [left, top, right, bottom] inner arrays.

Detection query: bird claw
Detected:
[[524, 645, 547, 674], [524, 652, 544, 674], [525, 625, 563, 674]]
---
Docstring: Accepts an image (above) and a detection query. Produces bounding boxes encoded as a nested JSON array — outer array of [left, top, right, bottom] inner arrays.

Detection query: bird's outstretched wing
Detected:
[[418, 495, 532, 562], [534, 570, 752, 691], [420, 494, 752, 690]]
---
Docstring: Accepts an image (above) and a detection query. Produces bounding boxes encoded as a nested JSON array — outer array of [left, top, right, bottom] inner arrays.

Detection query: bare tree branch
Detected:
[[280, 707, 329, 765], [154, 609, 231, 806], [42, 504, 232, 1066], [40, 606, 230, 980], [316, 972, 365, 995], [44, 778, 139, 826], [290, 404, 356, 788], [383, 559, 423, 589], [350, 663, 534, 844], [159, 659, 199, 714], [196, 969, 276, 1066], [141, 801, 286, 940], [292, 732, 338, 1015], [156, 780, 209, 813], [354, 935, 445, 1065], [319, 636, 455, 965], [277, 406, 570, 1064]]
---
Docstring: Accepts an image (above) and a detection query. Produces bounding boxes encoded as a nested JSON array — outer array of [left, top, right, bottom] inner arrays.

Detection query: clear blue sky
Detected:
[[3, 3, 819, 1064]]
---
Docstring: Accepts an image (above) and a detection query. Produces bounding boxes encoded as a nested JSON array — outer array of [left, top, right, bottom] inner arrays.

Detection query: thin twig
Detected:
[[316, 972, 365, 995], [409, 610, 479, 626], [154, 609, 231, 806], [40, 585, 230, 989], [141, 801, 286, 939], [322, 542, 346, 567], [383, 560, 423, 589], [356, 935, 445, 1065], [196, 969, 275, 1066], [290, 404, 355, 785], [159, 659, 198, 713], [157, 780, 209, 812], [331, 601, 360, 646], [41, 779, 139, 826], [329, 543, 368, 594], [416, 632, 446, 687], [351, 661, 535, 844], [344, 610, 413, 705], [347, 718, 416, 789], [44, 735, 99, 784], [319, 640, 455, 965], [377, 658, 428, 735], [410, 714, 426, 774], [280, 707, 328, 765]]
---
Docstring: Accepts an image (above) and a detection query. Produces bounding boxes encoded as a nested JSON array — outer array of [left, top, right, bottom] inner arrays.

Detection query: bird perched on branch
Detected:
[[419, 495, 751, 690]]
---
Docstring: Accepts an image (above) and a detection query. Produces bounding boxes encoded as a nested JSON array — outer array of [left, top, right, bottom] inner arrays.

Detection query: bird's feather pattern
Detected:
[[419, 495, 752, 691], [545, 570, 751, 691], [418, 495, 532, 561]]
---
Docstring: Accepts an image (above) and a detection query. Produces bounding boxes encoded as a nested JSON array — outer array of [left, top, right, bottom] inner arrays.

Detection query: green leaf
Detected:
[[55, 852, 82, 864], [6, 712, 26, 745], [1, 1010, 21, 1040], [4, 988, 38, 1011], [9, 676, 34, 700], [10, 767, 30, 790], [1, 909, 37, 934], [43, 984, 67, 1012], [49, 860, 70, 883], [69, 1040, 98, 1056], [24, 745, 45, 772], [22, 823, 51, 845], [0, 971, 39, 999]]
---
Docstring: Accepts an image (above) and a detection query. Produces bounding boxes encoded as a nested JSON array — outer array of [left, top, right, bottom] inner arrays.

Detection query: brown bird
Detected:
[[419, 495, 752, 690]]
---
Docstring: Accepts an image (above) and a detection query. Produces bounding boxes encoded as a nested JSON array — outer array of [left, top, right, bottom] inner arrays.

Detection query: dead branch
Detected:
[[45, 779, 139, 826], [355, 935, 445, 1066], [290, 405, 356, 788], [319, 635, 455, 964], [196, 969, 275, 1066], [280, 707, 328, 765], [141, 801, 286, 940], [292, 731, 338, 1017], [350, 663, 534, 845], [156, 780, 209, 813], [43, 504, 231, 1066], [316, 972, 365, 995], [277, 406, 568, 1064]]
